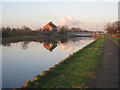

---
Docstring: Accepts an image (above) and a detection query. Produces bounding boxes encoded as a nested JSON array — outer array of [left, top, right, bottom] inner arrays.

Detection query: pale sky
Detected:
[[1, 1, 119, 31], [1, 0, 119, 2]]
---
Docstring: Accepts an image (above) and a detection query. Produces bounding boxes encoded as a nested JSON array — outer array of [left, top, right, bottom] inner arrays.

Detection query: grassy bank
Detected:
[[107, 34, 120, 47], [23, 37, 104, 88]]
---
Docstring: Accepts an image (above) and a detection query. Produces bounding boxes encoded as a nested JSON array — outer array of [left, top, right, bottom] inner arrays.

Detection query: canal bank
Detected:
[[23, 37, 104, 88]]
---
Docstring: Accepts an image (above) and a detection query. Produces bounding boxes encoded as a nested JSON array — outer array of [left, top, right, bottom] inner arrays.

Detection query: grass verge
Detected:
[[107, 34, 120, 47], [23, 37, 104, 88]]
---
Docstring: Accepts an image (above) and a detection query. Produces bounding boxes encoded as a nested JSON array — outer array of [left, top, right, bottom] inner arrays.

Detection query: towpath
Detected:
[[91, 35, 119, 88]]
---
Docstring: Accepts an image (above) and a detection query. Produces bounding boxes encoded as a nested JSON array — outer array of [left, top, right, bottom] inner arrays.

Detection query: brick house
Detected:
[[41, 21, 58, 32]]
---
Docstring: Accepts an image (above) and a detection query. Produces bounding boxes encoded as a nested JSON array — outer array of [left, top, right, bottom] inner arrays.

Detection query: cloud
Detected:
[[57, 16, 82, 27]]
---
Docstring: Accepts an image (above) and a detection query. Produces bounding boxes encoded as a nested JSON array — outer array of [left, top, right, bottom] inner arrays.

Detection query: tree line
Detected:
[[2, 26, 41, 38], [105, 21, 120, 34], [2, 25, 87, 38]]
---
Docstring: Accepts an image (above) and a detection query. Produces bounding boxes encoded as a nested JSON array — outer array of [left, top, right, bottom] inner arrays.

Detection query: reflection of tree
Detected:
[[21, 41, 30, 50], [60, 38, 67, 43], [3, 43, 11, 47], [42, 41, 57, 52]]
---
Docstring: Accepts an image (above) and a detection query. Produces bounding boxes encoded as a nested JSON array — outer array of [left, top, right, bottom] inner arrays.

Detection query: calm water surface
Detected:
[[2, 37, 94, 88]]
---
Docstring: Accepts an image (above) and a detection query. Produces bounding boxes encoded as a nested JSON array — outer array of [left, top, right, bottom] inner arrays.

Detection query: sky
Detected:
[[1, 0, 119, 31], [1, 0, 119, 2]]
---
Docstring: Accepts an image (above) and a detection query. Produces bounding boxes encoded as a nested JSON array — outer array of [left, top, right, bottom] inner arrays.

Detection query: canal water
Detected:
[[2, 37, 95, 88]]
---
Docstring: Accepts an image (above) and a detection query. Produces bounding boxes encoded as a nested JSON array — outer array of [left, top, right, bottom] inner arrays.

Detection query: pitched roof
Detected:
[[48, 22, 57, 28], [41, 21, 57, 32]]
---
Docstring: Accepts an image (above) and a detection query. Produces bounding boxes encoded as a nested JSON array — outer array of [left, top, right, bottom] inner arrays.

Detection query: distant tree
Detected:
[[105, 23, 113, 33], [2, 27, 11, 37], [59, 25, 69, 32], [105, 21, 120, 34], [83, 30, 88, 32], [2, 26, 34, 38], [70, 27, 83, 32], [59, 29, 67, 35], [22, 26, 31, 31], [114, 21, 120, 34]]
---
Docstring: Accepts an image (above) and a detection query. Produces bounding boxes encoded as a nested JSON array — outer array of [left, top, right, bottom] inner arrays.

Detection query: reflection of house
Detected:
[[41, 21, 58, 32], [42, 42, 57, 52]]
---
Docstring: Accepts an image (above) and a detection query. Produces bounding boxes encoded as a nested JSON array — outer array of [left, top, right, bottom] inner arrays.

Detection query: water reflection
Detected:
[[2, 43, 12, 47], [42, 41, 57, 52], [21, 41, 30, 50], [2, 37, 95, 88], [2, 37, 95, 51]]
